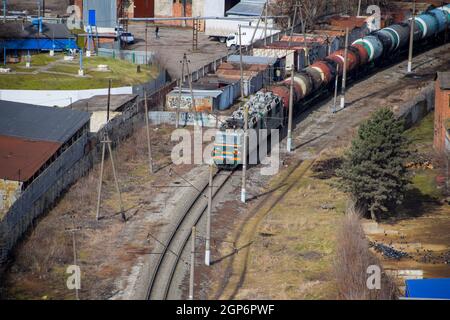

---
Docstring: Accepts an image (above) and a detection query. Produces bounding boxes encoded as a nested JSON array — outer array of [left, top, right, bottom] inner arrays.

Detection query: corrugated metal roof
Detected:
[[0, 100, 90, 143], [226, 0, 265, 16], [0, 135, 61, 182], [227, 55, 277, 65], [0, 22, 75, 39]]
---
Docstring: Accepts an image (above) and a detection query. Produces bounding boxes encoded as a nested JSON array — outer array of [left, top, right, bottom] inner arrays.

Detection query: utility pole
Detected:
[[238, 24, 245, 99], [205, 164, 213, 266], [332, 64, 340, 113], [264, 0, 268, 46], [357, 0, 362, 17], [144, 90, 154, 174], [107, 79, 111, 121], [298, 2, 308, 66], [96, 80, 126, 222], [407, 0, 416, 74], [3, 0, 6, 23], [241, 103, 248, 203], [192, 17, 199, 52], [189, 226, 196, 300], [145, 22, 148, 64], [339, 27, 349, 110], [287, 64, 294, 152], [239, 24, 248, 203]]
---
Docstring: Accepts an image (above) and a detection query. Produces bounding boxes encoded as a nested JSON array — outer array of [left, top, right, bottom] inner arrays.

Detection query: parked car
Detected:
[[120, 32, 135, 44]]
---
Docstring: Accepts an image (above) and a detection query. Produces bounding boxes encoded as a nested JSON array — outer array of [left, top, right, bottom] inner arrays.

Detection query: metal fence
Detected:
[[98, 48, 157, 65]]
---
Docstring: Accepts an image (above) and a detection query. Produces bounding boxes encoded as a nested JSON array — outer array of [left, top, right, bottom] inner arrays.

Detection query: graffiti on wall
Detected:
[[166, 95, 214, 112]]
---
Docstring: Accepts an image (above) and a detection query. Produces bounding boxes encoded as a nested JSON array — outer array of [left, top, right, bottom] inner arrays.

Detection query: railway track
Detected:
[[146, 169, 234, 300]]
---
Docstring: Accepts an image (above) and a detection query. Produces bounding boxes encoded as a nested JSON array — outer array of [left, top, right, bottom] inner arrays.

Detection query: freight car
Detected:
[[213, 4, 450, 168]]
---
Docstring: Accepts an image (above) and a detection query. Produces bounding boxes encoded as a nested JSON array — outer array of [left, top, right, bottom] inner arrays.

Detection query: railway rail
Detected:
[[146, 168, 234, 300]]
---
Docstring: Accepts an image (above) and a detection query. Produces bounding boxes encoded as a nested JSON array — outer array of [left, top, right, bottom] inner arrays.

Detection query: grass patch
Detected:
[[0, 54, 159, 90], [232, 154, 347, 300], [412, 169, 441, 199], [405, 113, 434, 153]]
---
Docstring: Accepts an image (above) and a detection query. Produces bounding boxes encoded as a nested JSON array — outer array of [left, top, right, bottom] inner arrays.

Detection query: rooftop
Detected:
[[70, 94, 138, 113], [0, 135, 60, 182], [226, 0, 266, 16], [0, 100, 90, 143], [0, 21, 75, 39]]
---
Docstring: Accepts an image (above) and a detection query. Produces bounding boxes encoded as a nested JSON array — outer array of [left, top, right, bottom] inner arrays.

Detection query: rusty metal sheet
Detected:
[[0, 135, 61, 182]]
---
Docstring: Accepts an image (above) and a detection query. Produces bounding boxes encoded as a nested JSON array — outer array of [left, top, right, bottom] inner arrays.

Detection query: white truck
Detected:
[[205, 18, 279, 47], [225, 26, 279, 49]]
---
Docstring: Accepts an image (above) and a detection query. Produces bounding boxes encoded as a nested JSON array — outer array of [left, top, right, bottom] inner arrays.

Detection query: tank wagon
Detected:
[[213, 4, 450, 168]]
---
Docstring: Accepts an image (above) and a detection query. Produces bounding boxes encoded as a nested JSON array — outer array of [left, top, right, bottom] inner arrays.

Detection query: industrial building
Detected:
[[0, 100, 90, 263], [433, 72, 450, 155], [0, 21, 77, 61], [82, 0, 118, 29]]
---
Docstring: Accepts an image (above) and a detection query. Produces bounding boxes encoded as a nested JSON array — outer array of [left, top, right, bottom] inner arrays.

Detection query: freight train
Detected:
[[213, 4, 450, 168]]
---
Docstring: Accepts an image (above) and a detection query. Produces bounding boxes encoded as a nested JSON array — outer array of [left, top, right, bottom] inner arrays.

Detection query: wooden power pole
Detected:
[[407, 0, 416, 74], [189, 226, 196, 300], [96, 80, 126, 222], [144, 90, 154, 174]]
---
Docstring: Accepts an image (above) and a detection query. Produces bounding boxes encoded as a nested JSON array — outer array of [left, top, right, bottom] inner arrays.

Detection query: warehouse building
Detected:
[[434, 72, 450, 155], [0, 100, 90, 263]]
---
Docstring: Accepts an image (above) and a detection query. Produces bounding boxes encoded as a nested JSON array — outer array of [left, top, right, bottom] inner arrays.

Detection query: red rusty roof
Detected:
[[0, 135, 61, 182]]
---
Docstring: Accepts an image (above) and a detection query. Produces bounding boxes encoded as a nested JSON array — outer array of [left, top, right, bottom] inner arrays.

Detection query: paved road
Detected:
[[127, 24, 229, 79]]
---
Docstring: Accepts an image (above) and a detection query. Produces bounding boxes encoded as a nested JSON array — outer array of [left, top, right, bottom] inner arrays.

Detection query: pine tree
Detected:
[[337, 108, 411, 221]]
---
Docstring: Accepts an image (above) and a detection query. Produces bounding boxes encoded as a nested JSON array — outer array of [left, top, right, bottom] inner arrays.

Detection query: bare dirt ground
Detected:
[[127, 24, 228, 79], [198, 43, 450, 300]]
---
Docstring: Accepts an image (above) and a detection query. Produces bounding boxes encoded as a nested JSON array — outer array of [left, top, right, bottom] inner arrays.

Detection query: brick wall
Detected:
[[434, 75, 450, 154]]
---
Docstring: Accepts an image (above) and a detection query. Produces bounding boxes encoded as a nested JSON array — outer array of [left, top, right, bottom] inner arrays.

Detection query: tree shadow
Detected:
[[383, 187, 443, 224]]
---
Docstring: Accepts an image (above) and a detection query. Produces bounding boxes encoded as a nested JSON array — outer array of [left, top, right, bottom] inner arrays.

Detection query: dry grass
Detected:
[[221, 154, 347, 300], [334, 203, 398, 300]]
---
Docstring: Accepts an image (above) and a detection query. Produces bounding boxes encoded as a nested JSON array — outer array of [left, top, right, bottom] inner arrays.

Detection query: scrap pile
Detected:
[[220, 92, 281, 130], [370, 241, 409, 260]]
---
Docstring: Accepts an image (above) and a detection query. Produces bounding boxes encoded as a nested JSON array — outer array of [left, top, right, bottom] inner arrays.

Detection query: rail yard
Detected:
[[1, 0, 450, 309]]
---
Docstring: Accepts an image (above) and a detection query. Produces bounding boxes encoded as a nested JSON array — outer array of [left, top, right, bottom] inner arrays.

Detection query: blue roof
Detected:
[[405, 278, 450, 299]]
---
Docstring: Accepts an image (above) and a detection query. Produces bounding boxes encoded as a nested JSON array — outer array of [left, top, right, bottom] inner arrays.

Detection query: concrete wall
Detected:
[[204, 0, 225, 17], [149, 111, 226, 127], [396, 83, 435, 130], [0, 87, 133, 107]]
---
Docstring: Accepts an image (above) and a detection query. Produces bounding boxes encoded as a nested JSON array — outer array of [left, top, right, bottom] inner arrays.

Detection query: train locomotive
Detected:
[[213, 4, 450, 169]]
